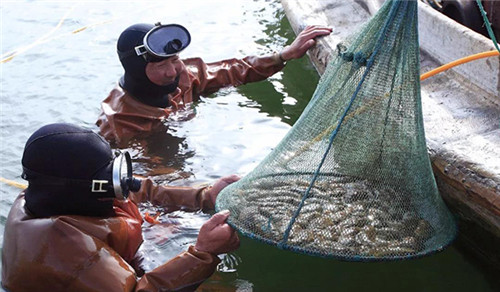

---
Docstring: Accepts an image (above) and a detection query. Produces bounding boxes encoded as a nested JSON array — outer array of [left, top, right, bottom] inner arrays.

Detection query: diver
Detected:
[[1, 123, 240, 292], [96, 22, 332, 143]]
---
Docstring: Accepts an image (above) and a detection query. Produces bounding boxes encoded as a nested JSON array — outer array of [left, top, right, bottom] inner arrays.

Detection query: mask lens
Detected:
[[166, 39, 182, 53], [112, 152, 125, 199], [112, 151, 141, 200], [144, 24, 191, 58], [120, 165, 128, 195], [120, 156, 129, 182], [111, 151, 129, 199]]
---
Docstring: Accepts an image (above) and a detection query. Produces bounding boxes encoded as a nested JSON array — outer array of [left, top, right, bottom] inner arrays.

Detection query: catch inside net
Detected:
[[216, 0, 457, 261]]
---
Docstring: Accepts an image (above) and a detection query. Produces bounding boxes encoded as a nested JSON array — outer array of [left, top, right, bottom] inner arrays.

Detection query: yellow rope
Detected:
[[0, 177, 27, 189], [1, 4, 157, 64], [1, 4, 76, 63], [420, 50, 500, 80], [71, 19, 115, 34]]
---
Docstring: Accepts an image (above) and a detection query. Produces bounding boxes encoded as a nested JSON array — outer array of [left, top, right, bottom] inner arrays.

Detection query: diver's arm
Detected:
[[129, 175, 239, 211], [186, 25, 332, 95], [184, 55, 285, 96], [135, 246, 220, 292], [62, 238, 218, 292], [136, 210, 239, 292], [128, 178, 212, 211]]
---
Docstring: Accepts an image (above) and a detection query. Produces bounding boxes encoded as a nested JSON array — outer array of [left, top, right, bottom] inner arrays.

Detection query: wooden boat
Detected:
[[281, 0, 500, 266]]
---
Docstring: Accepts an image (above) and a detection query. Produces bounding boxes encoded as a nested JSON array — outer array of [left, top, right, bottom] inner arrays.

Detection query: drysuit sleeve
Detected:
[[185, 54, 285, 96], [135, 246, 220, 292], [129, 178, 215, 211], [58, 245, 219, 292]]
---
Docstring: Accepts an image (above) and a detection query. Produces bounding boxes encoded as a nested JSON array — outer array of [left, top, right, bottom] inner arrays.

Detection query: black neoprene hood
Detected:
[[117, 23, 190, 108], [22, 123, 115, 217]]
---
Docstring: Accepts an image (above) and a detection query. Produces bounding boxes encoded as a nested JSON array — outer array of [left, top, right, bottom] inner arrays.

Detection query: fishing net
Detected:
[[216, 0, 457, 261]]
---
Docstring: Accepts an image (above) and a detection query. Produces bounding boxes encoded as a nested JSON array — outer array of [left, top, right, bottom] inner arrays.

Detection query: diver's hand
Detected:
[[280, 25, 333, 61], [195, 210, 240, 255], [205, 174, 240, 206]]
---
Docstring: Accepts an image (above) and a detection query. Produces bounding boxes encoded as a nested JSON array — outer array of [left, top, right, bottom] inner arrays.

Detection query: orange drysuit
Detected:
[[2, 179, 220, 292], [97, 55, 285, 143]]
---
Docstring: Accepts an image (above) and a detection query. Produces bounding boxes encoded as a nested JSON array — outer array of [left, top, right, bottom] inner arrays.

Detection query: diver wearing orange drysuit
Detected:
[[1, 123, 240, 292], [96, 23, 333, 144], [97, 55, 285, 143]]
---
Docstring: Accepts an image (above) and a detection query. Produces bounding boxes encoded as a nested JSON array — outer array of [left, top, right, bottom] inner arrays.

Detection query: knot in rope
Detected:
[[353, 51, 367, 67]]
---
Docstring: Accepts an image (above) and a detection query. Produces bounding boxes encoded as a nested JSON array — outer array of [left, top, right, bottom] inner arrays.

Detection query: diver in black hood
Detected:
[[2, 123, 241, 291], [97, 22, 332, 143], [117, 23, 190, 108]]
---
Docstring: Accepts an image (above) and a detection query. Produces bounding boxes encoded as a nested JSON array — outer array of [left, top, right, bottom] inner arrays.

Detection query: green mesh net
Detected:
[[216, 0, 457, 261]]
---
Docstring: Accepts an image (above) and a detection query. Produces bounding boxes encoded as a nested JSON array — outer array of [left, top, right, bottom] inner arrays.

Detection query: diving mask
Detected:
[[92, 150, 141, 199], [134, 23, 191, 62]]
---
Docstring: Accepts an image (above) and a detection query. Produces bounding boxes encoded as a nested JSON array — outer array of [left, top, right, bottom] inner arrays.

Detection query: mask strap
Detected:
[[22, 167, 115, 199]]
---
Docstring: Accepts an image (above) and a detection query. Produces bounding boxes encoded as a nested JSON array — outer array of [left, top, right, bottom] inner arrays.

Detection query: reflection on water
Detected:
[[1, 1, 499, 291], [137, 202, 209, 272], [122, 93, 292, 186], [125, 118, 196, 183]]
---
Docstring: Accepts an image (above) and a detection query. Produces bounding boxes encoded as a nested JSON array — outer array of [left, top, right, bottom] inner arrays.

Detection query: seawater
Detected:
[[0, 1, 498, 291]]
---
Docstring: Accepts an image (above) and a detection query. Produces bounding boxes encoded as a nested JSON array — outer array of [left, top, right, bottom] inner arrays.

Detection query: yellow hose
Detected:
[[1, 4, 158, 64], [420, 50, 500, 80], [0, 177, 27, 189], [1, 4, 76, 63]]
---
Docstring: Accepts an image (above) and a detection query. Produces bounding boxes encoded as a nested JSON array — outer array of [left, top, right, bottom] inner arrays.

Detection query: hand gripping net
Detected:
[[216, 0, 457, 261]]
